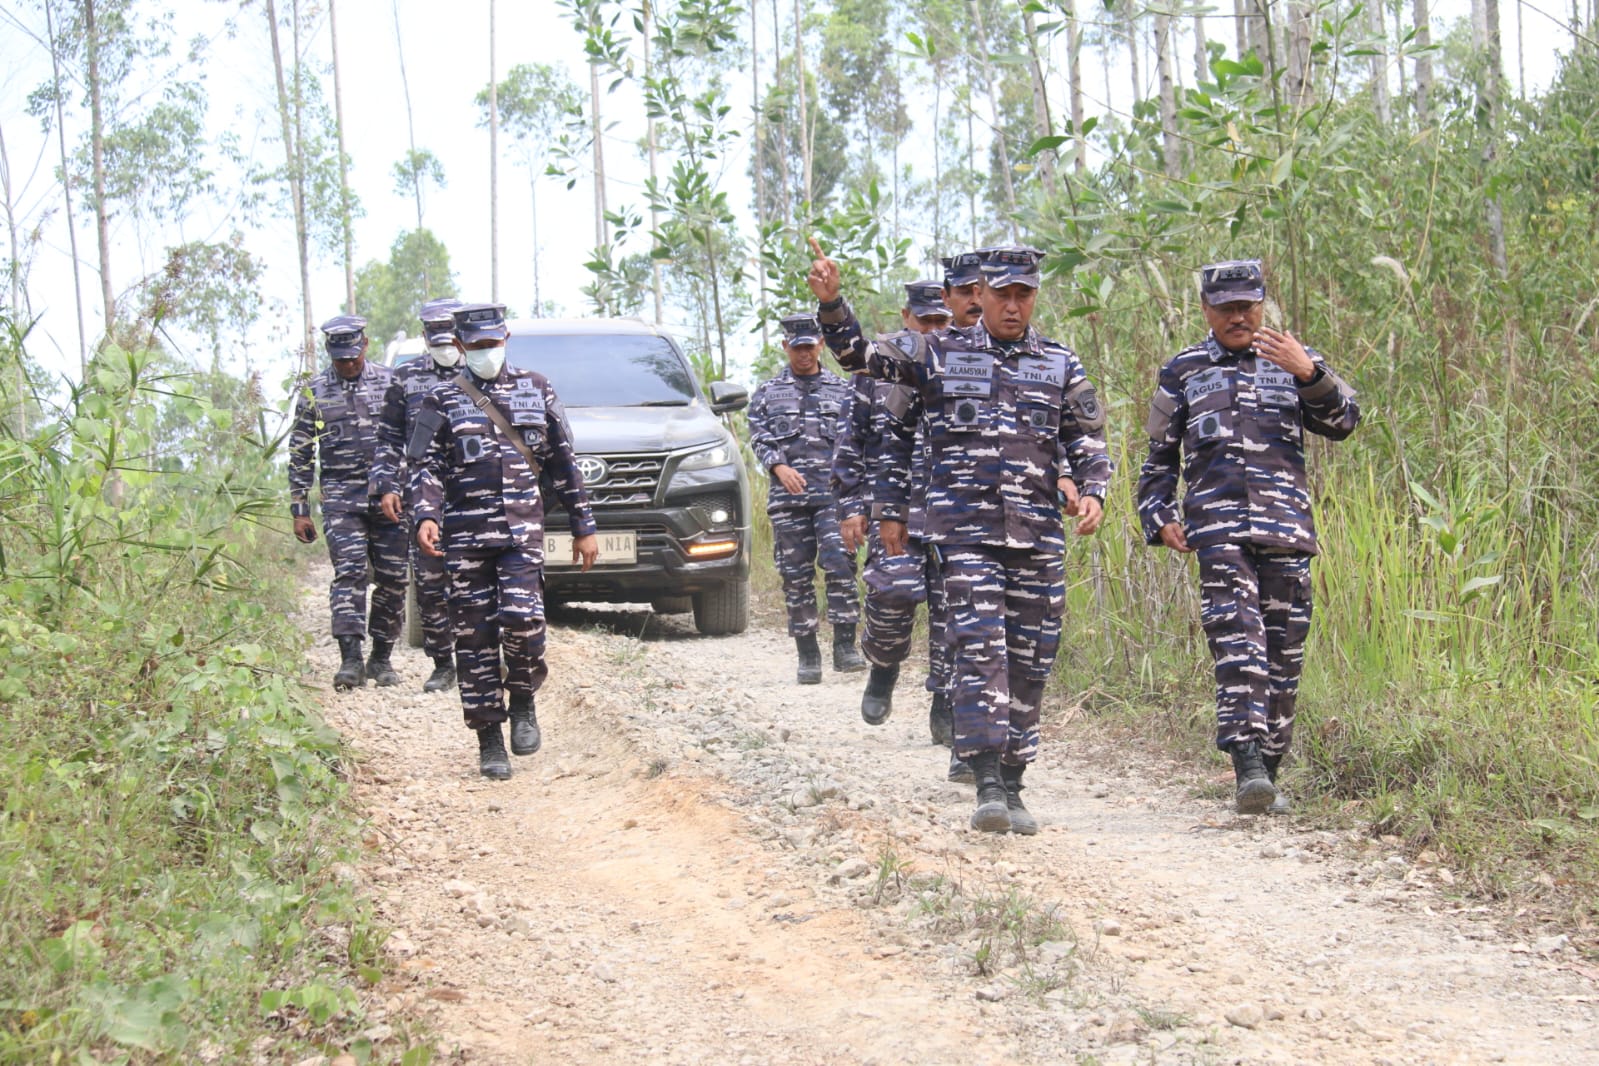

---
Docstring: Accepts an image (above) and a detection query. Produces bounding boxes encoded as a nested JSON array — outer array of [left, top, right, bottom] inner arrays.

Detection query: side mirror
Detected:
[[708, 380, 748, 414]]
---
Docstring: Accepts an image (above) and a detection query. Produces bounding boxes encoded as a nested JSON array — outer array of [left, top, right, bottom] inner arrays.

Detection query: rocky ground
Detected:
[[303, 565, 1599, 1065]]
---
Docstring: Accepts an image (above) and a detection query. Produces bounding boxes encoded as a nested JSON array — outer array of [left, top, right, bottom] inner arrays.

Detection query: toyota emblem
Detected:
[[576, 456, 608, 485]]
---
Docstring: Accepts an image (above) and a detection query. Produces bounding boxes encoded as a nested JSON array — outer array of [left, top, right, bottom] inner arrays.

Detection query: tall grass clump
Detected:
[[1030, 43, 1599, 916], [0, 335, 431, 1062]]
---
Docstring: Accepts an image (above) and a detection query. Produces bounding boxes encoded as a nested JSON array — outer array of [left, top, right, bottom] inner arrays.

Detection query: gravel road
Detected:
[[304, 565, 1599, 1065]]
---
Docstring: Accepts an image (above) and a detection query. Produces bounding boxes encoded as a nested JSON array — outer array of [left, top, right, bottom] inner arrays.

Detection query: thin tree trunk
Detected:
[[490, 0, 499, 301], [530, 175, 541, 314], [44, 0, 88, 376], [1515, 0, 1525, 96], [932, 74, 942, 249], [291, 0, 314, 362], [1069, 0, 1085, 173], [1234, 0, 1249, 58], [968, 0, 1018, 236], [1394, 0, 1408, 115], [590, 59, 607, 247], [1370, 0, 1391, 125], [771, 0, 790, 228], [329, 0, 355, 312], [1413, 0, 1433, 124], [391, 0, 422, 233], [1023, 6, 1057, 194], [1286, 2, 1315, 108], [1482, 0, 1507, 275], [0, 122, 26, 433], [643, 0, 662, 324], [84, 0, 115, 341], [1124, 5, 1142, 108], [794, 0, 813, 218], [751, 0, 767, 350], [266, 0, 314, 371], [1156, 11, 1180, 178], [1194, 12, 1209, 81]]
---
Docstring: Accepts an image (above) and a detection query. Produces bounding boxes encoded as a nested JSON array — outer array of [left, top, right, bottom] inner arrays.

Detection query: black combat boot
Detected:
[[1263, 752, 1291, 815], [508, 695, 542, 756], [795, 634, 822, 685], [832, 623, 866, 673], [476, 723, 511, 780], [947, 749, 974, 784], [422, 655, 456, 693], [366, 639, 401, 687], [967, 751, 1011, 834], [860, 663, 899, 725], [1000, 762, 1038, 836], [1230, 741, 1277, 815], [333, 636, 365, 691], [928, 690, 953, 747]]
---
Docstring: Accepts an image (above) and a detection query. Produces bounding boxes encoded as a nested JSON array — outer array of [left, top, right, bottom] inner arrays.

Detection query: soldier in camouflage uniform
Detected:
[[809, 244, 1111, 835], [374, 298, 465, 693], [410, 304, 599, 780], [1135, 259, 1360, 814], [748, 313, 865, 684], [289, 315, 409, 691], [831, 281, 950, 728]]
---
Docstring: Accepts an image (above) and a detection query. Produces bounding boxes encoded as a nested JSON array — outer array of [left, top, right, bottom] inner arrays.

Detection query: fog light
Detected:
[[686, 539, 738, 558], [710, 508, 730, 524]]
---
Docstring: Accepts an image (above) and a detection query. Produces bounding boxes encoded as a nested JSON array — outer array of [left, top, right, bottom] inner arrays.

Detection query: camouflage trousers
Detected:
[[1196, 543, 1313, 755], [446, 546, 547, 729], [323, 508, 407, 642], [860, 528, 953, 695], [940, 545, 1065, 765], [410, 531, 451, 661], [769, 504, 859, 636]]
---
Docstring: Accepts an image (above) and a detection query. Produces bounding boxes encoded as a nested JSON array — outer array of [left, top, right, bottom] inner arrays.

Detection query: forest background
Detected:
[[2, 0, 1599, 1058]]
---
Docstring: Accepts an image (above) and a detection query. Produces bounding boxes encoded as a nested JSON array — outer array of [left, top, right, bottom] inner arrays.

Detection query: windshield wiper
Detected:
[[636, 398, 691, 406]]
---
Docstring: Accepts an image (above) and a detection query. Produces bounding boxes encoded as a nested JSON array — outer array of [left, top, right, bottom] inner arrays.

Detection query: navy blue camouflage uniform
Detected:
[[1136, 326, 1360, 757], [749, 361, 860, 637], [410, 342, 595, 730], [373, 305, 464, 665], [289, 356, 408, 644], [830, 373, 942, 678], [819, 301, 1111, 767]]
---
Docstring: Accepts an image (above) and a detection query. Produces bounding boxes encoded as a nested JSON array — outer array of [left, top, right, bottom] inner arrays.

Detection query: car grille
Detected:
[[685, 492, 739, 526], [581, 453, 663, 508]]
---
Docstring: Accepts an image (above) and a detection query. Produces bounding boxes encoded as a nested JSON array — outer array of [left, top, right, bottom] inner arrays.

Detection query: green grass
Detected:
[[0, 347, 433, 1063]]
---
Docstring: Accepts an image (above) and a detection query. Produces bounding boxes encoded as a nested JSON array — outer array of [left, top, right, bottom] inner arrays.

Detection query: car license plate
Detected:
[[545, 530, 637, 566]]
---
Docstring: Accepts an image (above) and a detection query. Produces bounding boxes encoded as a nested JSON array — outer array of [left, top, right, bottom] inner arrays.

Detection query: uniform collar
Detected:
[[970, 321, 1044, 356], [1204, 334, 1251, 363]]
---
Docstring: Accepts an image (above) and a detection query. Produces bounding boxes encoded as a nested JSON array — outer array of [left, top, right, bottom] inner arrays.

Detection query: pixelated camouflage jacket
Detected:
[[747, 365, 852, 513], [1134, 334, 1360, 555], [818, 301, 1111, 550], [288, 362, 394, 517], [828, 372, 909, 522], [408, 365, 596, 558], [371, 356, 460, 500]]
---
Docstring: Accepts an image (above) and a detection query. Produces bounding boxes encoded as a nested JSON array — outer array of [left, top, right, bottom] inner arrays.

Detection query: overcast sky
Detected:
[[0, 0, 1578, 395]]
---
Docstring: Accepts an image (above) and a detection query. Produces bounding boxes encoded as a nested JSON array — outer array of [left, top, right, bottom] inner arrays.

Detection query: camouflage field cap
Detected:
[[452, 303, 510, 344], [1200, 259, 1266, 305], [941, 251, 983, 288], [418, 298, 464, 345], [320, 314, 368, 358], [978, 246, 1045, 289], [904, 280, 953, 319], [781, 313, 822, 346]]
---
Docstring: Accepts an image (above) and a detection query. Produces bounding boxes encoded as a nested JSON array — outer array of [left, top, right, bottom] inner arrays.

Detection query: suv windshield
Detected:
[[505, 333, 696, 407]]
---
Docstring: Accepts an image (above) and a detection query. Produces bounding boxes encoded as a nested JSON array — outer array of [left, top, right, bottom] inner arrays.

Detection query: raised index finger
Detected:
[[807, 235, 826, 258]]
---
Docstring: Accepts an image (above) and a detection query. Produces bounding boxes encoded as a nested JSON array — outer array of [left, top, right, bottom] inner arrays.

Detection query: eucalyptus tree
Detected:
[[477, 63, 584, 317], [329, 0, 354, 311], [559, 0, 632, 249], [353, 229, 456, 349], [391, 149, 445, 236]]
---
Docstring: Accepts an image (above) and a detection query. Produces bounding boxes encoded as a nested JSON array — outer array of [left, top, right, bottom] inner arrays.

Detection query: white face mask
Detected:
[[464, 344, 505, 380], [428, 342, 461, 368]]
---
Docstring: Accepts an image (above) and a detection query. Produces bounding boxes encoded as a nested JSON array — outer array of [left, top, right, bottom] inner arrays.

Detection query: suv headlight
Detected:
[[677, 442, 733, 471]]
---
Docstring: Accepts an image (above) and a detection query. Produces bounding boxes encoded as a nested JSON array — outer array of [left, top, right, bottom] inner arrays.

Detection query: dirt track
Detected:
[[305, 565, 1599, 1064]]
